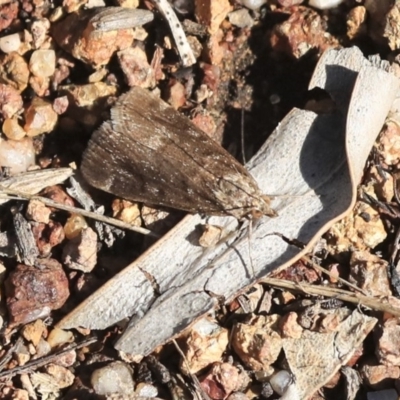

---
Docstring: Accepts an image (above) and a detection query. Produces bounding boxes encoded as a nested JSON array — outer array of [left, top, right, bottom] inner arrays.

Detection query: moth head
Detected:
[[250, 195, 278, 219]]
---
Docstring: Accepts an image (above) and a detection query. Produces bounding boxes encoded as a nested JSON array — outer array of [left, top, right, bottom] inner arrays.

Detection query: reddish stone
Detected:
[[5, 261, 69, 326]]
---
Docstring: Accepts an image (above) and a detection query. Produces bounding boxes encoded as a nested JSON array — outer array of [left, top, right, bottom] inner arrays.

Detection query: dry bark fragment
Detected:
[[13, 212, 39, 266]]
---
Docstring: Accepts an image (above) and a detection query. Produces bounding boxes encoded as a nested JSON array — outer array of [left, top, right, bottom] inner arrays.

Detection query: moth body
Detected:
[[81, 87, 277, 220]]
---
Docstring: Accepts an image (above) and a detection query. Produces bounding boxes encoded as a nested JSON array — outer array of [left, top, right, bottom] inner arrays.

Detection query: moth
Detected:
[[81, 87, 277, 220]]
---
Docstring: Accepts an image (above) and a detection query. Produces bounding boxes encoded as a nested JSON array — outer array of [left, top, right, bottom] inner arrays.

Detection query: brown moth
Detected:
[[81, 87, 276, 220]]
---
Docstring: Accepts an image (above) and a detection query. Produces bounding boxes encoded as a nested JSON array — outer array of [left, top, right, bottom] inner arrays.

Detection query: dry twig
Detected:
[[261, 277, 400, 317], [0, 337, 97, 379], [0, 188, 158, 237]]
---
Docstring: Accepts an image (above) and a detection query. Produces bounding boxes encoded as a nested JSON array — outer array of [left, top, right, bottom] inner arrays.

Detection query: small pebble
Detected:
[[277, 0, 303, 5], [226, 393, 248, 400], [6, 261, 69, 326], [0, 83, 23, 119], [0, 33, 21, 53], [0, 137, 35, 174], [47, 328, 74, 349], [64, 214, 87, 240], [229, 9, 254, 28], [308, 0, 344, 9], [45, 364, 75, 389], [91, 361, 135, 395], [239, 0, 266, 10], [62, 227, 97, 273], [24, 97, 58, 136], [269, 370, 292, 395], [0, 52, 30, 92], [21, 319, 46, 346], [135, 382, 158, 397], [36, 338, 52, 357], [29, 49, 56, 78], [3, 118, 26, 141]]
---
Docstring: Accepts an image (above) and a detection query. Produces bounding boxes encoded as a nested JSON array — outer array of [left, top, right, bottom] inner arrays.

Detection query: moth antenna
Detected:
[[241, 107, 246, 165], [268, 193, 316, 200], [248, 219, 255, 278]]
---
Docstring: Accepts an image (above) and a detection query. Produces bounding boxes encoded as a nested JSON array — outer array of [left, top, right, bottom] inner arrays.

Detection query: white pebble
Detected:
[[91, 361, 135, 395], [239, 0, 267, 10], [229, 9, 254, 28], [0, 137, 35, 175], [0, 33, 21, 53], [47, 328, 74, 348], [29, 49, 56, 78], [308, 0, 344, 9], [135, 382, 158, 397], [270, 370, 292, 396]]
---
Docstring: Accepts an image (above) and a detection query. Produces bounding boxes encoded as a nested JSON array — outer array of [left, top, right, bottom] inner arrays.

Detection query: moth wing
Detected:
[[81, 87, 258, 216]]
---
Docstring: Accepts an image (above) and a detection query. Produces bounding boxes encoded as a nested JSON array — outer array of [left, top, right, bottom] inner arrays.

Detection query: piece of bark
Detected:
[[0, 168, 73, 205], [13, 212, 39, 266]]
